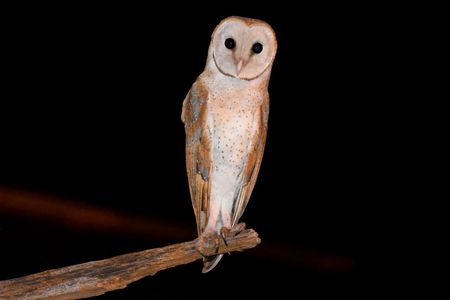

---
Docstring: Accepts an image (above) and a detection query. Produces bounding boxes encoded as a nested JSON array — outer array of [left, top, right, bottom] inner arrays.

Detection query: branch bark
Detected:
[[0, 229, 260, 300]]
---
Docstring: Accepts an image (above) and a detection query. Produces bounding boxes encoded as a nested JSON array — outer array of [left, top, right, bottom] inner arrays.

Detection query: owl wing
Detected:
[[232, 95, 269, 226], [181, 81, 212, 235]]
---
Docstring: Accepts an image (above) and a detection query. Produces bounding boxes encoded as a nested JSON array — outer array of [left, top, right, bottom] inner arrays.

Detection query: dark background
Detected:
[[0, 5, 410, 298]]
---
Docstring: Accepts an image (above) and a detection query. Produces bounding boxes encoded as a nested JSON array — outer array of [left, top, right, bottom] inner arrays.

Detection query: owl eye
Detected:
[[224, 38, 235, 49], [252, 42, 263, 54]]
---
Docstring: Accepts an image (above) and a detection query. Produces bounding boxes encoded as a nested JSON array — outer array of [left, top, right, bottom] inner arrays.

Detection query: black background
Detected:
[[0, 5, 411, 298]]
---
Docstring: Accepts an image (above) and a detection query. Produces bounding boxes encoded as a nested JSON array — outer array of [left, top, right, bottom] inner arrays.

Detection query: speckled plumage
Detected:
[[182, 16, 277, 273]]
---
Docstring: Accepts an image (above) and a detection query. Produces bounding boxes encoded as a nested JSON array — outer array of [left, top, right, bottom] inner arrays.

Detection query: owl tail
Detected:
[[202, 254, 224, 273]]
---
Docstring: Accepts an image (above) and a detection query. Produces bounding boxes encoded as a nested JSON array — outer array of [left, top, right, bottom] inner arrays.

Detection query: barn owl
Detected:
[[181, 16, 277, 273]]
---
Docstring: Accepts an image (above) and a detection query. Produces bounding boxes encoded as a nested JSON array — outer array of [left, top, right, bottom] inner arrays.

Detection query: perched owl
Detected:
[[181, 16, 277, 273]]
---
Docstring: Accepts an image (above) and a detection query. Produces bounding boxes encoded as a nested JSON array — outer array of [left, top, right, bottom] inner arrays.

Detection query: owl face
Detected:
[[211, 17, 277, 80]]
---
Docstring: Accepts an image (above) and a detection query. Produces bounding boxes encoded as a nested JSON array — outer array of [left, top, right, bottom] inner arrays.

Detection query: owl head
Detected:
[[209, 16, 277, 81]]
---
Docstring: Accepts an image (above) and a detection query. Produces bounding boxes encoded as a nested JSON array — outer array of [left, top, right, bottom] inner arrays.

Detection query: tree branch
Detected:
[[0, 229, 260, 300]]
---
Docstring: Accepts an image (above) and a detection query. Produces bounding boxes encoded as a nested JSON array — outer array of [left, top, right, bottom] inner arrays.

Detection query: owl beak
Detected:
[[236, 59, 247, 77], [236, 59, 244, 76]]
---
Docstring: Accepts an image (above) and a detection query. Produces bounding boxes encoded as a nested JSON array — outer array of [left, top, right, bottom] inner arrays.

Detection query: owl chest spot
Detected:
[[208, 94, 259, 173]]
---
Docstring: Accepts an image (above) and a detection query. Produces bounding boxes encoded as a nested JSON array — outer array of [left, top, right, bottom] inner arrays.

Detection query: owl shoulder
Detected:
[[182, 76, 210, 124]]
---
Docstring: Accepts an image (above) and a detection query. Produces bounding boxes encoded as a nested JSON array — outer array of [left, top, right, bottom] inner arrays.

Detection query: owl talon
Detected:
[[220, 229, 229, 247]]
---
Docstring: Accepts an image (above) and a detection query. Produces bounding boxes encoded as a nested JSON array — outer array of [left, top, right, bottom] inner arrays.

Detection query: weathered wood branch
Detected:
[[0, 229, 260, 300]]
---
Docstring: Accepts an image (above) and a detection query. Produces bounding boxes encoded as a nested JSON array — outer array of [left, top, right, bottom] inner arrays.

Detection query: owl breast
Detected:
[[208, 87, 262, 174]]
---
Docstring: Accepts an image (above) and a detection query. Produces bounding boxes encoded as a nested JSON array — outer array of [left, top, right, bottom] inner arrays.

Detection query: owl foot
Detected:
[[197, 232, 221, 257], [197, 223, 247, 257], [219, 222, 246, 247], [230, 222, 246, 236]]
